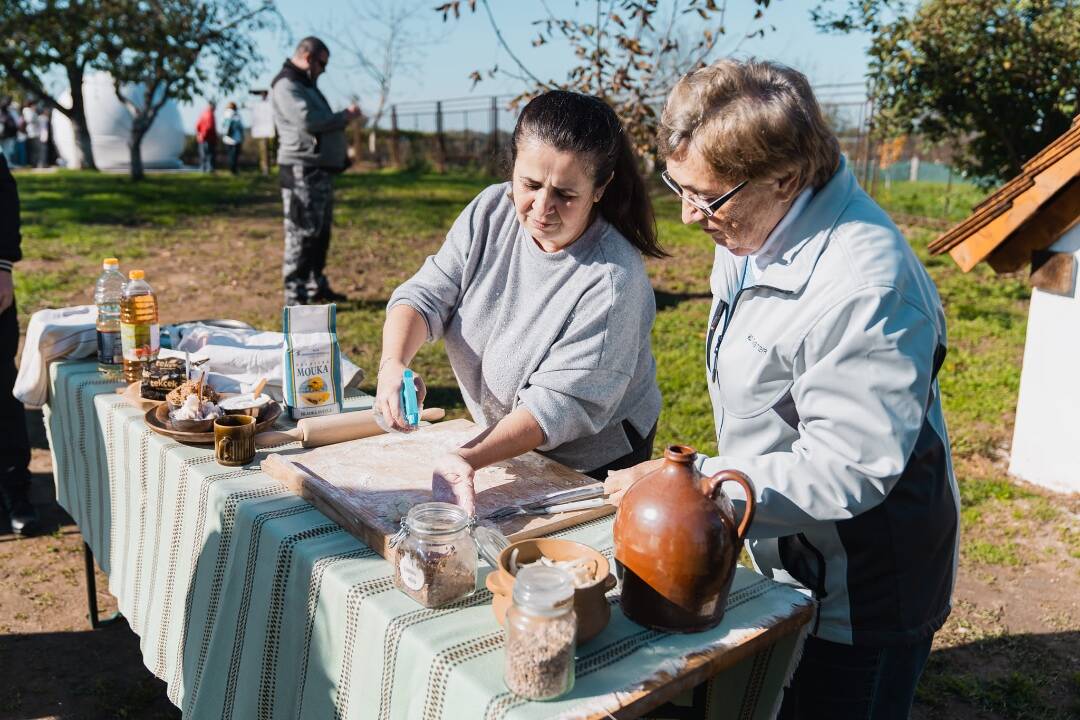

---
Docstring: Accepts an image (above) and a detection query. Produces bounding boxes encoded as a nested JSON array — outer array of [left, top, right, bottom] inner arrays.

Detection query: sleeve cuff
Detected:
[[386, 297, 439, 342], [0, 260, 13, 273], [516, 391, 554, 450], [694, 453, 749, 502]]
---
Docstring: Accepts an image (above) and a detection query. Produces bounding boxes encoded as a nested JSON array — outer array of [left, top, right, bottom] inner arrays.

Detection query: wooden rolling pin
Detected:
[[255, 407, 446, 448]]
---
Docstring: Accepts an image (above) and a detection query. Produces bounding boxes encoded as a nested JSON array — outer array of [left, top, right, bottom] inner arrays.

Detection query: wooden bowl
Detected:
[[485, 538, 616, 644], [145, 401, 281, 444]]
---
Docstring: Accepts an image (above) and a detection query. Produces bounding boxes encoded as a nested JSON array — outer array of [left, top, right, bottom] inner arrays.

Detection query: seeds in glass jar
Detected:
[[505, 612, 576, 700], [394, 543, 475, 608]]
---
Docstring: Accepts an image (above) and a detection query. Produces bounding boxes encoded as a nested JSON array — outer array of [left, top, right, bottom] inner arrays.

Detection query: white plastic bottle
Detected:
[[94, 258, 125, 378]]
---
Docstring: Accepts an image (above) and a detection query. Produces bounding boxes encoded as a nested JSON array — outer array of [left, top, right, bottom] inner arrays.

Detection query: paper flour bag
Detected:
[[282, 304, 344, 419]]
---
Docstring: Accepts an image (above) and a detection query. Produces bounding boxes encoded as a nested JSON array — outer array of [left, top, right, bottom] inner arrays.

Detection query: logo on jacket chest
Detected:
[[746, 334, 768, 354]]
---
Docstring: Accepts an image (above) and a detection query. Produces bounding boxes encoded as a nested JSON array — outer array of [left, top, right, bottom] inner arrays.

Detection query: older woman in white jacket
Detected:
[[608, 59, 959, 720]]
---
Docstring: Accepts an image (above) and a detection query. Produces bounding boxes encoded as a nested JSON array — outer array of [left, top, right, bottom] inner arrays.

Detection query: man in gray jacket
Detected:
[[271, 36, 361, 305]]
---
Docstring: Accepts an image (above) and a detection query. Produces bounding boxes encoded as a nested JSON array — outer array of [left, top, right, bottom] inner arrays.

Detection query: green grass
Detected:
[[918, 667, 1051, 719], [873, 180, 988, 223], [11, 169, 1025, 462], [965, 540, 1024, 566]]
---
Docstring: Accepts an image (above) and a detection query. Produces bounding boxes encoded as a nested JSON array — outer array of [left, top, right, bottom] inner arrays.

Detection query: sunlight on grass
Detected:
[[13, 170, 1029, 469]]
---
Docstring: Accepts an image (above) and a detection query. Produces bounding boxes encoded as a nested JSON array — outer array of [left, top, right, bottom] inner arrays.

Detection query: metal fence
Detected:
[[359, 84, 962, 193], [361, 94, 520, 173]]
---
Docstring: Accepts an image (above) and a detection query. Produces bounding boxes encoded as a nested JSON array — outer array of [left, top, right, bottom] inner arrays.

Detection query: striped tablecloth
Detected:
[[44, 360, 813, 719]]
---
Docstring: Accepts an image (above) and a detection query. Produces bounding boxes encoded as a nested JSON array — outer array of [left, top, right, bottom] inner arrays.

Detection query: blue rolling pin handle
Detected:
[[401, 369, 421, 427]]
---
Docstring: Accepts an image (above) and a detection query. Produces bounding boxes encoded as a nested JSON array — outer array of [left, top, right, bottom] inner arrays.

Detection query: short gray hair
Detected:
[[659, 59, 841, 190]]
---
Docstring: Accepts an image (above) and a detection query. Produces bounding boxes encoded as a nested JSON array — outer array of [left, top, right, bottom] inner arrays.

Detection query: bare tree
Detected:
[[326, 0, 436, 162], [97, 0, 278, 180], [0, 0, 111, 170], [436, 0, 774, 162]]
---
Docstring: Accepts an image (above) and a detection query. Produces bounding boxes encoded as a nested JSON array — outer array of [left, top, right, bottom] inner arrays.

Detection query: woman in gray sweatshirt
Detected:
[[377, 91, 664, 513]]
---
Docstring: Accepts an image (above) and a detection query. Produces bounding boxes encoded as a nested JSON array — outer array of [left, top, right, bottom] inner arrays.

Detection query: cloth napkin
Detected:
[[14, 305, 99, 407], [173, 322, 365, 397]]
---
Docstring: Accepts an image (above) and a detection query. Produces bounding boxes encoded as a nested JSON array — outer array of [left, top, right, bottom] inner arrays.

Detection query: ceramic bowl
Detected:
[[485, 538, 616, 644], [219, 393, 273, 419], [167, 413, 216, 433], [165, 399, 220, 432]]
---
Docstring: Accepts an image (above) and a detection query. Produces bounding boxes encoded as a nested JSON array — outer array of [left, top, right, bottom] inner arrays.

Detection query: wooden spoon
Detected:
[[251, 377, 268, 398]]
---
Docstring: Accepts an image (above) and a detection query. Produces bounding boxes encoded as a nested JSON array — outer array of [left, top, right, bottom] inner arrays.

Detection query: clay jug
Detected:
[[613, 445, 755, 632]]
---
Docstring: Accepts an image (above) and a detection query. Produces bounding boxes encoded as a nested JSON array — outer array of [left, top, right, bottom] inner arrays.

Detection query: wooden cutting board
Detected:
[[260, 418, 613, 559]]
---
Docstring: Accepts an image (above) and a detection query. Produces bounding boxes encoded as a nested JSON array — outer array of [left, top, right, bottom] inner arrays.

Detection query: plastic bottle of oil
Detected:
[[93, 258, 126, 378], [119, 270, 159, 383]]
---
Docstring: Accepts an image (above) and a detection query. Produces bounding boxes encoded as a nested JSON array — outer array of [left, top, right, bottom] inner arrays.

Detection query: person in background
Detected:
[[221, 101, 244, 174], [0, 153, 37, 536], [13, 103, 27, 167], [0, 100, 16, 164], [21, 103, 38, 169], [271, 36, 361, 305], [33, 104, 49, 168], [195, 102, 217, 173]]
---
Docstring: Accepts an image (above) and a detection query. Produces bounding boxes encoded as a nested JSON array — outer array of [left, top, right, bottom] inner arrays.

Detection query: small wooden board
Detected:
[[260, 418, 614, 559]]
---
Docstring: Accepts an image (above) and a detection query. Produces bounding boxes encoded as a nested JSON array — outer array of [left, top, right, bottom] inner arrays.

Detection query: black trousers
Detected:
[[1, 300, 30, 502], [778, 635, 933, 720], [280, 164, 334, 304], [585, 420, 658, 480]]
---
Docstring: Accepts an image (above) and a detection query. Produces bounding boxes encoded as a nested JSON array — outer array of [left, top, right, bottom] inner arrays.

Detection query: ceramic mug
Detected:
[[214, 414, 256, 466]]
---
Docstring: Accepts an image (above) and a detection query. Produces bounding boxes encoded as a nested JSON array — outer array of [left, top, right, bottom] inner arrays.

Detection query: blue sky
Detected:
[[181, 0, 871, 128]]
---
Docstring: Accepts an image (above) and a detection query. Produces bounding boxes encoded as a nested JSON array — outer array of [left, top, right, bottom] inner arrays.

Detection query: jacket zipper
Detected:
[[710, 276, 796, 442], [713, 286, 747, 441]]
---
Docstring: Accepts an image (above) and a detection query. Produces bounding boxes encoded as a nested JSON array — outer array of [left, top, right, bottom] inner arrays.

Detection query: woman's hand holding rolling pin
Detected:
[[431, 451, 477, 516], [374, 358, 427, 432]]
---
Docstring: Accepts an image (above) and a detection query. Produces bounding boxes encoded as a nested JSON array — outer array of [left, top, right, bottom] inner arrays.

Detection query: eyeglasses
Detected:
[[661, 170, 748, 218]]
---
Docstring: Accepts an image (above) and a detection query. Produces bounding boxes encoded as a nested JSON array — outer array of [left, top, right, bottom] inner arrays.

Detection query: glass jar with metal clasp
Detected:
[[390, 502, 478, 608]]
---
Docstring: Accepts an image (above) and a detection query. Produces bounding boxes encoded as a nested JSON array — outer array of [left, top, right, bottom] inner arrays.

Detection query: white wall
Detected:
[[1009, 220, 1080, 494]]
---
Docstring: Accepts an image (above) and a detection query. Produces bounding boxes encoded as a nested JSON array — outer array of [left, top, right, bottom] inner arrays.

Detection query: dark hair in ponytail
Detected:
[[511, 91, 666, 258]]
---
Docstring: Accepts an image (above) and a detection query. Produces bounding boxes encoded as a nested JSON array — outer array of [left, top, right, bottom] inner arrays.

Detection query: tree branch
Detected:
[[477, 0, 545, 87]]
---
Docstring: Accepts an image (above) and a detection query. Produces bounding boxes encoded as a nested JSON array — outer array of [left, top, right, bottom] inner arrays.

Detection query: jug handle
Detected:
[[703, 470, 756, 541]]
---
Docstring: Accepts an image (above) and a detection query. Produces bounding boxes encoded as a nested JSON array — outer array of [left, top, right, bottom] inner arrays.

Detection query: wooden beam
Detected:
[[987, 178, 1080, 273], [1030, 250, 1076, 296], [948, 149, 1080, 271]]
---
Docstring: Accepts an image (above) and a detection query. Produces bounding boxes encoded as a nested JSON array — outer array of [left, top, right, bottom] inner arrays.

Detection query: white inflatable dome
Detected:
[[52, 72, 185, 170]]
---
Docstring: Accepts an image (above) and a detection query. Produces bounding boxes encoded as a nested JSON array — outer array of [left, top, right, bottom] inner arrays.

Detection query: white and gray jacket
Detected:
[[697, 157, 959, 646]]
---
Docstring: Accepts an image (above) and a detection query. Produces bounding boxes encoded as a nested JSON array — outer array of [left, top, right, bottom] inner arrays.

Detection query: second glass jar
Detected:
[[504, 565, 577, 701]]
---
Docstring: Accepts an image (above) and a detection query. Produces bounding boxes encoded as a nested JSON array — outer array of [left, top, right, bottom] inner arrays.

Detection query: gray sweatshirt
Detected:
[[388, 183, 662, 472]]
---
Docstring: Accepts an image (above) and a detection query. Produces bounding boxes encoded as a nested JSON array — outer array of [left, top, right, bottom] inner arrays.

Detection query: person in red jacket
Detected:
[[195, 102, 218, 173]]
